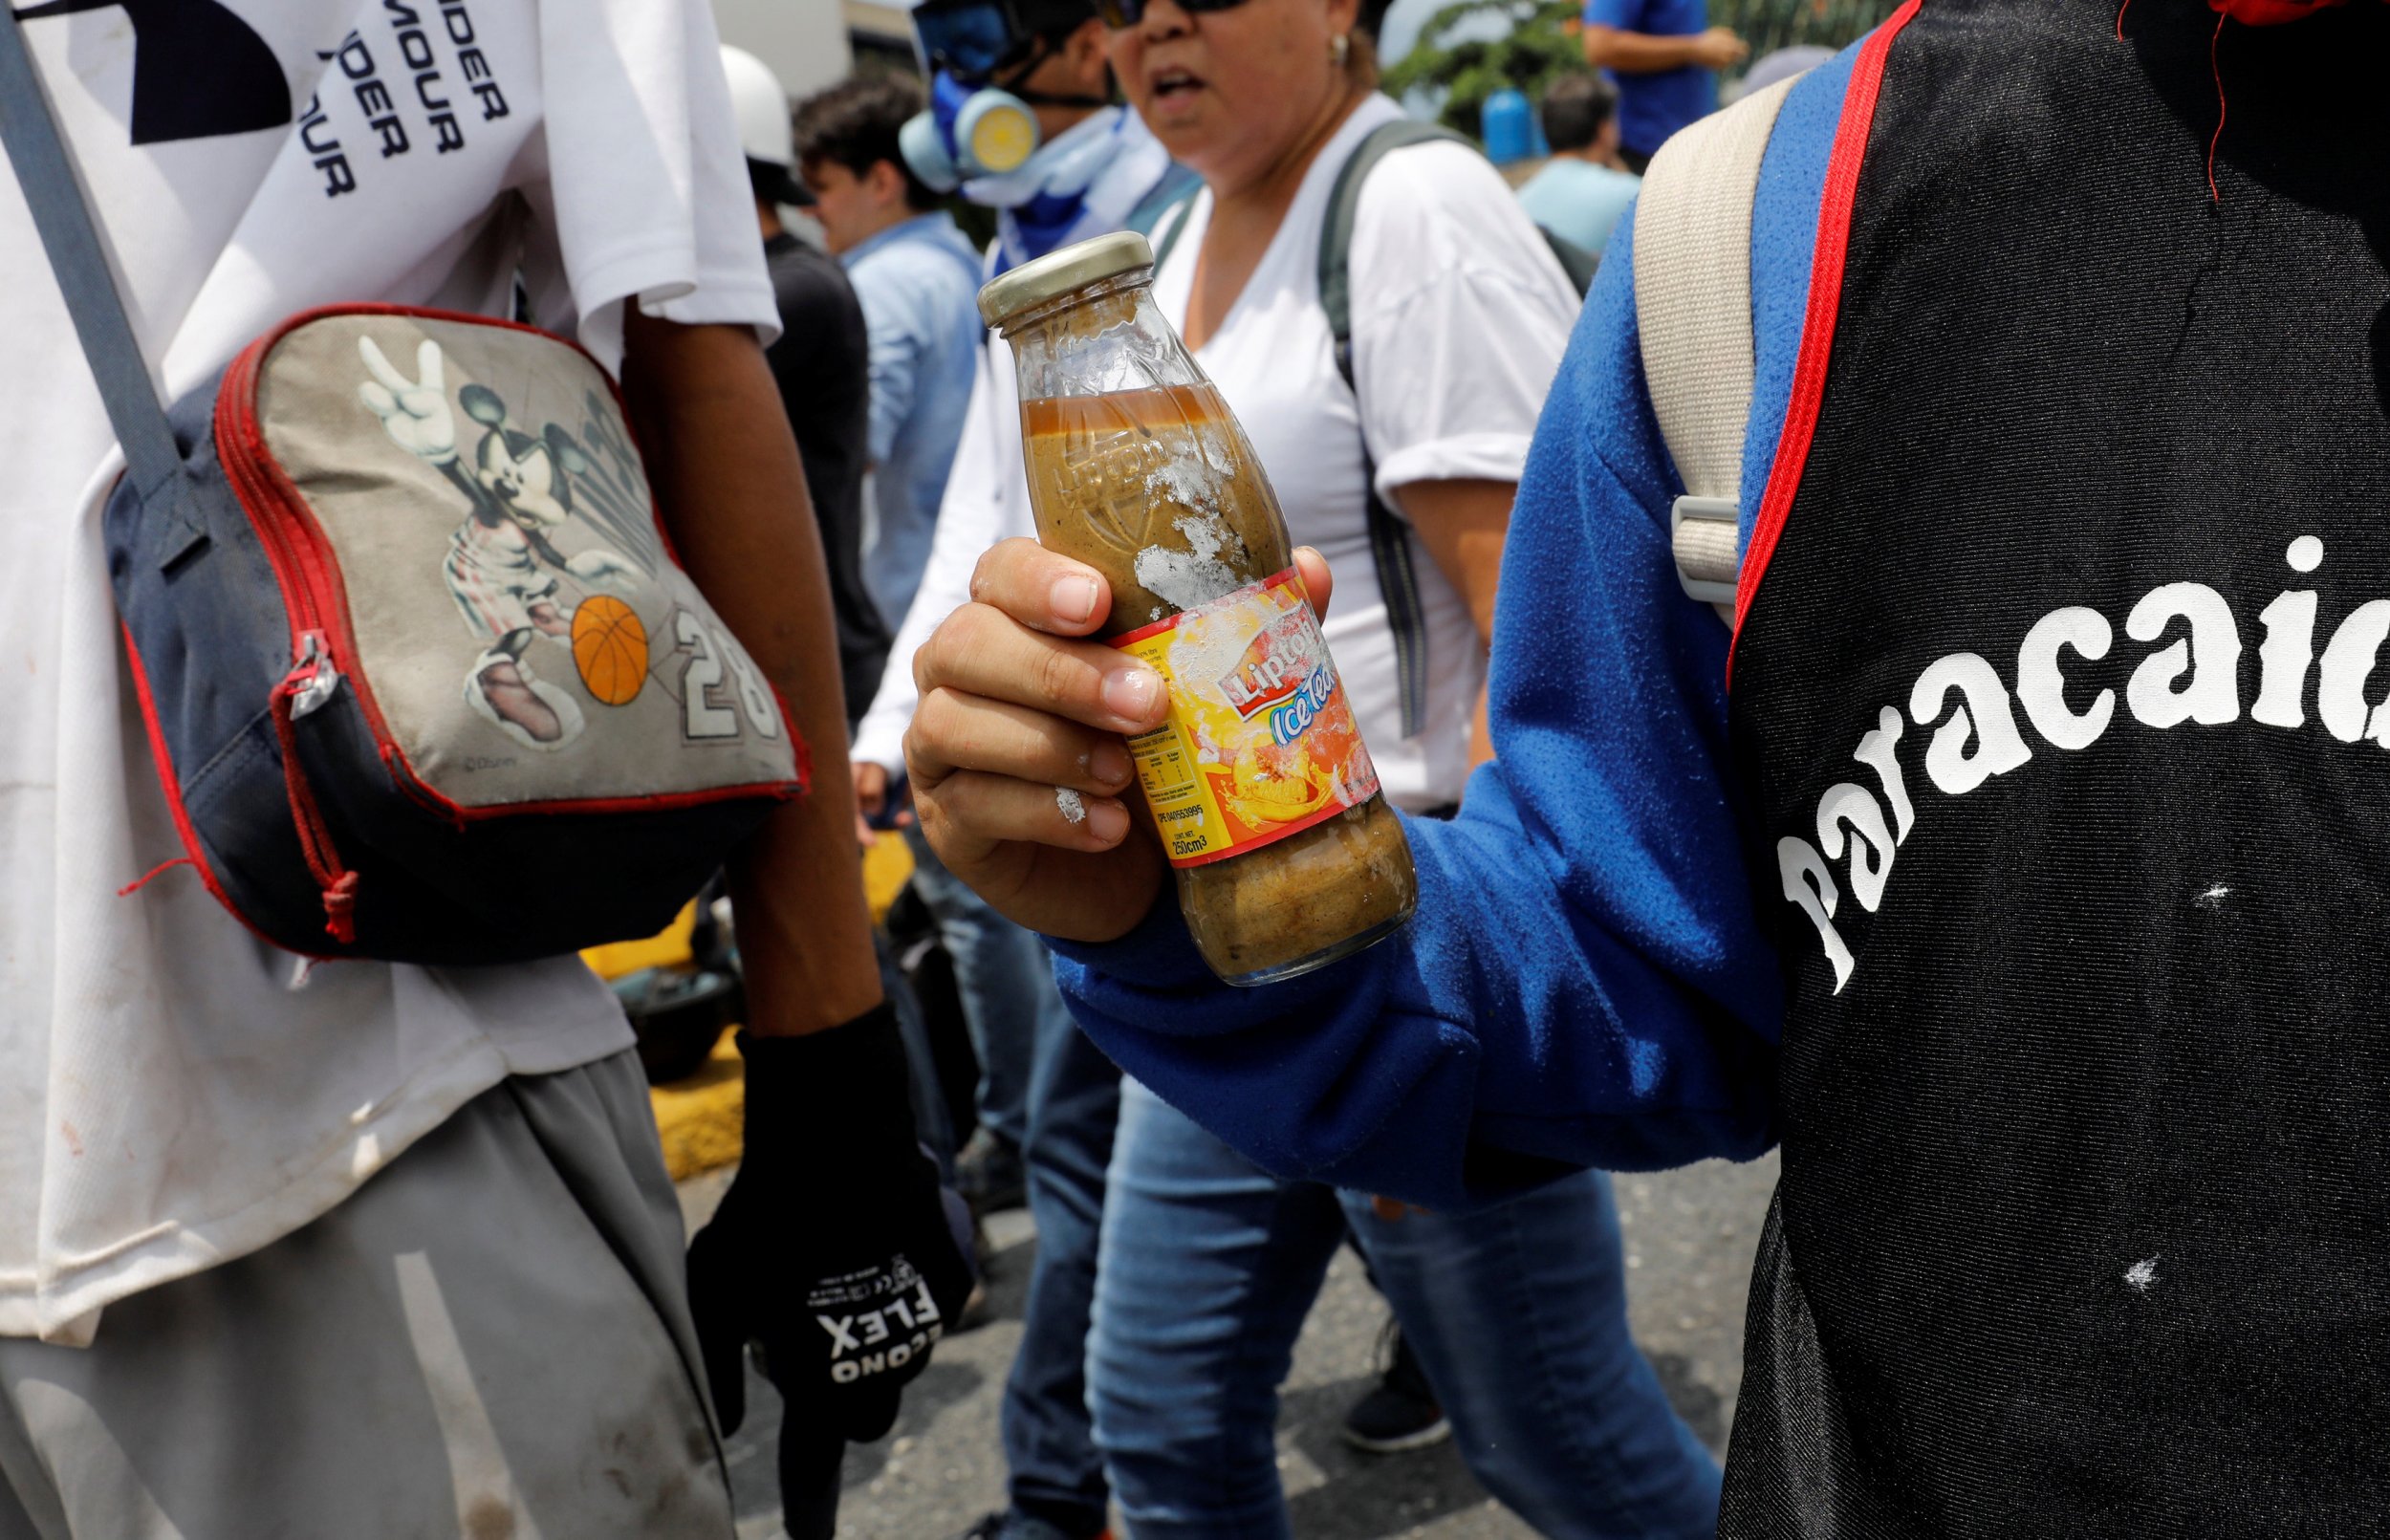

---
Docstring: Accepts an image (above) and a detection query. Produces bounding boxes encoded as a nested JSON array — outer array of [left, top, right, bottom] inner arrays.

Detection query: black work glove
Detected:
[[684, 1002, 975, 1478]]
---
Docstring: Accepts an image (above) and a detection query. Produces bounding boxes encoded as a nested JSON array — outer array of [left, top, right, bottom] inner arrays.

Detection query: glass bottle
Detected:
[[980, 231, 1417, 986]]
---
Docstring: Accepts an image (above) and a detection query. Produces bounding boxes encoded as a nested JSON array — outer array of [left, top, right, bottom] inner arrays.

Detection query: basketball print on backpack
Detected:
[[357, 335, 651, 750], [572, 593, 650, 706]]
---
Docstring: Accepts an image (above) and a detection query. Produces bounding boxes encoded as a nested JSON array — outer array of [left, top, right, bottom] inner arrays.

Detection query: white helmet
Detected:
[[720, 46, 808, 203]]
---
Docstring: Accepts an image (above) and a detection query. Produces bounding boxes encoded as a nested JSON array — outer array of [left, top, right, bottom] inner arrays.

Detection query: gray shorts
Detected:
[[0, 1049, 736, 1539]]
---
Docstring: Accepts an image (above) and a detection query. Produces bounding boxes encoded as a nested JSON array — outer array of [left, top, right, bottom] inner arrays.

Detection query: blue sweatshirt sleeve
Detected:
[[1049, 194, 1796, 1211]]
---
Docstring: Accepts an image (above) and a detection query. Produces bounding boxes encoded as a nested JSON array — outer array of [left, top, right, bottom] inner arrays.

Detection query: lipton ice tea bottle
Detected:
[[979, 232, 1417, 986]]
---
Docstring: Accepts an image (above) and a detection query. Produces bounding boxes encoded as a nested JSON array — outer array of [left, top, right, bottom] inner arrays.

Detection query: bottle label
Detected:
[[1110, 568, 1380, 868]]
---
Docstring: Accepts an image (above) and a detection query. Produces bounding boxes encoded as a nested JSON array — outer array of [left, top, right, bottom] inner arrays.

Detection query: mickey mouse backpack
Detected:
[[1, 13, 804, 964]]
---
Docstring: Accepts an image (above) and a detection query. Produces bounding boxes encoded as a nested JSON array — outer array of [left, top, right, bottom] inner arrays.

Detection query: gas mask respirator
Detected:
[[900, 69, 1045, 192], [902, 0, 1112, 199]]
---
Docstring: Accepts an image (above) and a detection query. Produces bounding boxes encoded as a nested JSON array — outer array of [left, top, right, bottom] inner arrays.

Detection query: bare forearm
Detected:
[[1581, 24, 1705, 70], [621, 308, 882, 1035], [1399, 477, 1511, 776], [1398, 478, 1509, 643]]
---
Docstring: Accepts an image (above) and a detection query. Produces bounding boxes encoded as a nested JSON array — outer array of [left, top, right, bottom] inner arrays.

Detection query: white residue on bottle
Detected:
[[1145, 441, 1219, 512], [1134, 510, 1241, 615]]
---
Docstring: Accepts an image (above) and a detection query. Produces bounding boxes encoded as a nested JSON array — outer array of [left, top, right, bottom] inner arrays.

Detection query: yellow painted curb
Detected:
[[864, 829, 915, 925], [615, 835, 921, 1182], [650, 1027, 745, 1182], [584, 901, 698, 981]]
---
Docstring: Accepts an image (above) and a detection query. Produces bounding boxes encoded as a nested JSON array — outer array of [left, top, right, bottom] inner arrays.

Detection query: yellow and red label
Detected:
[[1110, 569, 1380, 867]]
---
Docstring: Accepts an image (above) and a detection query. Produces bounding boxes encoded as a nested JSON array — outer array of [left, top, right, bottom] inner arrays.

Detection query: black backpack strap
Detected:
[[1539, 228, 1601, 295], [0, 6, 183, 498], [1320, 118, 1472, 740]]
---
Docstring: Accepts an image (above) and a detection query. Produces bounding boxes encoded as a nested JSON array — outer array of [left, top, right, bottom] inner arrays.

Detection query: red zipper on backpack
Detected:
[[216, 335, 366, 941], [216, 323, 487, 840], [271, 632, 358, 944]]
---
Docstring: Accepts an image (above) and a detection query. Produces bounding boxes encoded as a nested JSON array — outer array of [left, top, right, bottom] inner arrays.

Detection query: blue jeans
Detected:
[[903, 827, 1040, 1148], [1088, 1080, 1721, 1540], [996, 997, 1124, 1539]]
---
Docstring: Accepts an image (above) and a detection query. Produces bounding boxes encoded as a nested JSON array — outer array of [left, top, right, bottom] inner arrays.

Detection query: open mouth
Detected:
[[1149, 66, 1205, 104]]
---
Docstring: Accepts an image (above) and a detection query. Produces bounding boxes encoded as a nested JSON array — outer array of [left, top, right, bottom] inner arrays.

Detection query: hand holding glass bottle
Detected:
[[905, 232, 1415, 986]]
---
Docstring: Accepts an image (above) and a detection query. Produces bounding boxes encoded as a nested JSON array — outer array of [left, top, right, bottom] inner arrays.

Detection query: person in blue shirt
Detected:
[[794, 77, 988, 630], [1515, 73, 1641, 257], [1578, 0, 1745, 169]]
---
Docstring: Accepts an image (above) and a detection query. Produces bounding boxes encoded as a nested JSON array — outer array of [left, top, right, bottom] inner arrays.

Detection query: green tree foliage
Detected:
[[1381, 0, 1582, 140], [1382, 0, 1896, 138]]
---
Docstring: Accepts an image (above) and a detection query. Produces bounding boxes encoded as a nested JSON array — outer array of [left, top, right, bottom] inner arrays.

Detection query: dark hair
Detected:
[[793, 77, 938, 211], [1539, 73, 1618, 155]]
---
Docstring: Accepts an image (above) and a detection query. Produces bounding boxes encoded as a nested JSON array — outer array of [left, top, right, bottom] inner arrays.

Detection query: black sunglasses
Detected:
[[1092, 0, 1253, 30]]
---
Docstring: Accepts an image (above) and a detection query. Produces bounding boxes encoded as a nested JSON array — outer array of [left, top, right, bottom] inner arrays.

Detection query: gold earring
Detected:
[[1331, 32, 1350, 67]]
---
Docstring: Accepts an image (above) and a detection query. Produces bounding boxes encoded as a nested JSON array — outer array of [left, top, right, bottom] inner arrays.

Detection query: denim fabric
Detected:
[[904, 827, 1042, 1147], [1343, 1178, 1722, 1539], [840, 211, 985, 629], [1089, 1080, 1720, 1540], [999, 998, 1124, 1538], [1087, 1080, 1345, 1539]]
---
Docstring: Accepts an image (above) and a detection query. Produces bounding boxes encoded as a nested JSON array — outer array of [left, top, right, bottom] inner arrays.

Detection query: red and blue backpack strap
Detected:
[[1638, 5, 1923, 675], [1732, 4, 1921, 680]]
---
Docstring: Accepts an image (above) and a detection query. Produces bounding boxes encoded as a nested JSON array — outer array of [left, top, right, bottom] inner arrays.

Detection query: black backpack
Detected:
[[1153, 119, 1596, 736]]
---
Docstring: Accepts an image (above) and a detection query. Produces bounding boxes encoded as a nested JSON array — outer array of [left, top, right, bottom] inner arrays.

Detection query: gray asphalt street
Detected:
[[684, 1150, 1781, 1539]]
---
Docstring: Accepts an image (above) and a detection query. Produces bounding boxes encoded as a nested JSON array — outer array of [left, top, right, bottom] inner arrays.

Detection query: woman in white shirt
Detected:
[[1022, 0, 1728, 1533]]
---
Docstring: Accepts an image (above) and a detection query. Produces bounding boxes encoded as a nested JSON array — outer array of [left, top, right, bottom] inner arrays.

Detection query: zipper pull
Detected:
[[270, 632, 359, 948], [286, 631, 342, 720]]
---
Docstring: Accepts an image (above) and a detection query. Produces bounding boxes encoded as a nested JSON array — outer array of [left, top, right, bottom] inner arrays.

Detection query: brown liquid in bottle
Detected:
[[1021, 382, 1417, 984]]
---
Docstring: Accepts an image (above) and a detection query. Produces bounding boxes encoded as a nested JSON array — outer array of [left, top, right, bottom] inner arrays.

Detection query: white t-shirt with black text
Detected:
[[0, 0, 772, 1343]]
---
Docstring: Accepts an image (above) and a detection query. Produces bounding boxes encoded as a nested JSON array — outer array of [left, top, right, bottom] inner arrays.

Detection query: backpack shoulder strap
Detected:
[[1632, 74, 1800, 621], [1124, 162, 1204, 242], [1319, 119, 1473, 377], [1146, 187, 1198, 272], [1539, 227, 1601, 296], [0, 5, 182, 499], [1318, 117, 1474, 740]]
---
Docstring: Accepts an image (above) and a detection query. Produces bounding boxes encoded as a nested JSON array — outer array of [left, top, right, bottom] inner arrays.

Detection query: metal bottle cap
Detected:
[[977, 230, 1155, 329]]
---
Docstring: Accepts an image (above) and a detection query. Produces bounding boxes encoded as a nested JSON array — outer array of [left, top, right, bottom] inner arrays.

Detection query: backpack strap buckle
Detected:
[[1670, 495, 1740, 622], [1635, 73, 1803, 630]]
